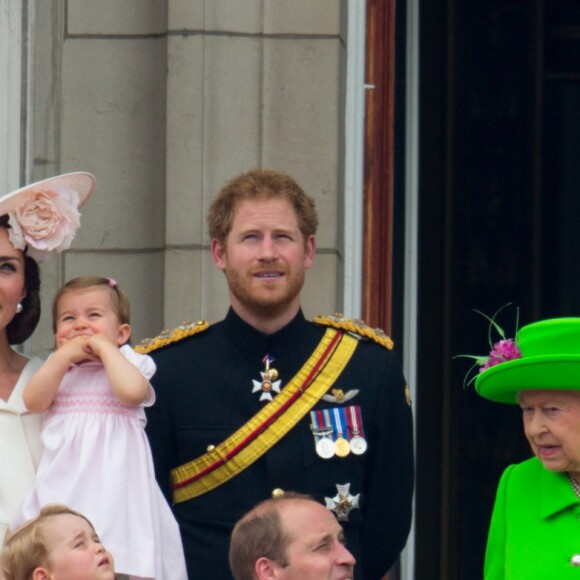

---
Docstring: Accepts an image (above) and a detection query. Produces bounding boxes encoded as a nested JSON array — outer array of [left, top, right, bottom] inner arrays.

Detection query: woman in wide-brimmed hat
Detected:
[[476, 317, 580, 579], [0, 173, 94, 545]]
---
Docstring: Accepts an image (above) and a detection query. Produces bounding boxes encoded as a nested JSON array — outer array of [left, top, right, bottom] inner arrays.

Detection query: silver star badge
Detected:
[[252, 376, 281, 401], [325, 483, 360, 522], [252, 355, 282, 401]]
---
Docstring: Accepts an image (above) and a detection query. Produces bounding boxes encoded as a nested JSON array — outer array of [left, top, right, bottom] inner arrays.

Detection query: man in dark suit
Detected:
[[141, 169, 414, 579]]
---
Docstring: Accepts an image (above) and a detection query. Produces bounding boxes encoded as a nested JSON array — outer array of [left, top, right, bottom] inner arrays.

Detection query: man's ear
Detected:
[[32, 567, 50, 580], [211, 238, 227, 272], [303, 234, 316, 269], [116, 323, 131, 346], [255, 556, 281, 579]]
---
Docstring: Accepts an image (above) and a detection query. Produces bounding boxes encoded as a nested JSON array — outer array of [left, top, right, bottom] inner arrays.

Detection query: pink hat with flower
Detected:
[[0, 172, 95, 261]]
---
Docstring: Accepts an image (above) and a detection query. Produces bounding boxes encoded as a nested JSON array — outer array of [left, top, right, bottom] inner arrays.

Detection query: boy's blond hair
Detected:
[[1, 504, 95, 580]]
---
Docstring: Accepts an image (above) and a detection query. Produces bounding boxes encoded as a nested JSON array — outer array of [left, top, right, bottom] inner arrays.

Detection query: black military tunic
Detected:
[[145, 308, 414, 579]]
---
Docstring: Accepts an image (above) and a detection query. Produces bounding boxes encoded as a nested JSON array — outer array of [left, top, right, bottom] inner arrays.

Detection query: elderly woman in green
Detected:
[[476, 318, 580, 579]]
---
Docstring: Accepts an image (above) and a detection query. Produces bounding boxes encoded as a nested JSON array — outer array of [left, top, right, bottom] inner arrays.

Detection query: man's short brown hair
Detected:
[[1, 505, 95, 580], [208, 169, 319, 244], [229, 492, 314, 580]]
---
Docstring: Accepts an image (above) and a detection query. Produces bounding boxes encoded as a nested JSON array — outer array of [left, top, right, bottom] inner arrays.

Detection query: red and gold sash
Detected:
[[170, 328, 357, 503]]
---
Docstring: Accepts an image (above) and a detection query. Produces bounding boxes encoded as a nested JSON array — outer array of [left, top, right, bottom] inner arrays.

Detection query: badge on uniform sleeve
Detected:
[[325, 483, 360, 522], [252, 354, 281, 401]]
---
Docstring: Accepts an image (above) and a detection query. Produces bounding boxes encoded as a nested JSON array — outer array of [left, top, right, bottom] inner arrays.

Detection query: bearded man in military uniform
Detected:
[[141, 169, 414, 580]]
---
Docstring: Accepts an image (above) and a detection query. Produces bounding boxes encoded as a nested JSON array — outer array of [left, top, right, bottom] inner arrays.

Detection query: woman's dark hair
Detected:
[[0, 215, 41, 344]]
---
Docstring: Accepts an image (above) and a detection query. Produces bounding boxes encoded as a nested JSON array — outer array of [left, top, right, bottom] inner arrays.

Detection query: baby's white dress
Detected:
[[15, 346, 187, 580]]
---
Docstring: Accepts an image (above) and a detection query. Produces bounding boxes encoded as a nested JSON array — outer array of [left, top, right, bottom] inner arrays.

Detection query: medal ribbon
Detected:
[[323, 409, 336, 440], [346, 405, 365, 438], [310, 410, 321, 431], [170, 328, 358, 503], [310, 410, 332, 438], [338, 407, 349, 438], [331, 407, 346, 440]]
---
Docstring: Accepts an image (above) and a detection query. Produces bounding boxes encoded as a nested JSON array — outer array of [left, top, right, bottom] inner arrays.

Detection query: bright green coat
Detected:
[[485, 457, 580, 579]]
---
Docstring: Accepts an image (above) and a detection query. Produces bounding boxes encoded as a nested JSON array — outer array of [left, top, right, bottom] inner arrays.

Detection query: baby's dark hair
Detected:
[[52, 276, 131, 334]]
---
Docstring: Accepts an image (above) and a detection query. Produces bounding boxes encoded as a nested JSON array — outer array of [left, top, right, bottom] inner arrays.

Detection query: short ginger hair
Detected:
[[208, 169, 319, 245]]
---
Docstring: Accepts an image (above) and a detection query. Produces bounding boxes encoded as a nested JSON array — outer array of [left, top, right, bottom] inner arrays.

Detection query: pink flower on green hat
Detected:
[[479, 339, 522, 372], [455, 303, 522, 387]]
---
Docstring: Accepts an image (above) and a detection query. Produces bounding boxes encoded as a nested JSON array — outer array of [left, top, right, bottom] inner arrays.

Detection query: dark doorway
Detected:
[[415, 1, 580, 578]]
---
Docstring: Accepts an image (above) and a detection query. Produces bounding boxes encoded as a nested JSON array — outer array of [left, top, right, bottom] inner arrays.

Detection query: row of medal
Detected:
[[309, 406, 367, 459]]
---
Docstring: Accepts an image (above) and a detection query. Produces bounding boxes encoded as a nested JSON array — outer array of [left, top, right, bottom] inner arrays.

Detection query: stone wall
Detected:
[[25, 0, 347, 356]]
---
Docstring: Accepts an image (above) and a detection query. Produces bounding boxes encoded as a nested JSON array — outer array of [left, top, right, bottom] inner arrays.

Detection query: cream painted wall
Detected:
[[15, 0, 348, 356]]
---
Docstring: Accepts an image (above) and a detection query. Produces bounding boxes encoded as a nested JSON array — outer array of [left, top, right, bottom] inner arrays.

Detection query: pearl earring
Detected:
[[16, 303, 23, 314]]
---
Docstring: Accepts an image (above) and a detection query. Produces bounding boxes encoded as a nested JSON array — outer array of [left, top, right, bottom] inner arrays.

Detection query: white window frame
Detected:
[[343, 1, 419, 578]]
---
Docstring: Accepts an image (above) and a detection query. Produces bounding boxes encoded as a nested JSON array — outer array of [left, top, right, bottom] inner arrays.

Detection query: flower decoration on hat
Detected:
[[479, 337, 521, 372], [0, 172, 95, 262], [456, 303, 522, 387], [7, 189, 81, 261]]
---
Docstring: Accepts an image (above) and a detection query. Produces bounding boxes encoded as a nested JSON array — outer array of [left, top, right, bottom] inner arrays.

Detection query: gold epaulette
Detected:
[[313, 313, 394, 350], [135, 320, 210, 354]]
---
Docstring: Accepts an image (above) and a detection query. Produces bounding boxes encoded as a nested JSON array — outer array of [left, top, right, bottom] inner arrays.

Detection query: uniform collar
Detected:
[[222, 307, 310, 356]]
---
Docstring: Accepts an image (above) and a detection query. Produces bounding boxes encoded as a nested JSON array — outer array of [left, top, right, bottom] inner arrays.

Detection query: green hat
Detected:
[[475, 317, 580, 404]]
